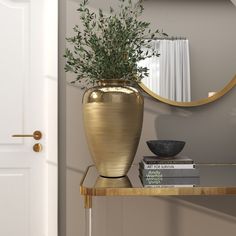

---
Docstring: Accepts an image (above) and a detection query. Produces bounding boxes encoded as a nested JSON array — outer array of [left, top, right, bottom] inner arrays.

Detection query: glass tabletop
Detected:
[[80, 164, 236, 196]]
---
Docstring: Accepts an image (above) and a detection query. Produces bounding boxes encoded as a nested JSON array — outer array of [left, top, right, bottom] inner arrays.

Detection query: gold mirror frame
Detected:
[[139, 0, 236, 107], [139, 74, 236, 107]]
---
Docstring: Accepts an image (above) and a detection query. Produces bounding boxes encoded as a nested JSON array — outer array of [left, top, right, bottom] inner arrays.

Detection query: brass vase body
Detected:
[[83, 80, 144, 177]]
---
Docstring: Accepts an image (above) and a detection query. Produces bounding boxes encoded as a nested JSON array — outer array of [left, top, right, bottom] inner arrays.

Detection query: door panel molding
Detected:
[[0, 168, 29, 236], [0, 1, 29, 145], [0, 0, 30, 8]]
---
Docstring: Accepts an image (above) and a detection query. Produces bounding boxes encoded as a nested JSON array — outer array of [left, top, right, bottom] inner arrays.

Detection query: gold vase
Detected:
[[83, 80, 144, 177]]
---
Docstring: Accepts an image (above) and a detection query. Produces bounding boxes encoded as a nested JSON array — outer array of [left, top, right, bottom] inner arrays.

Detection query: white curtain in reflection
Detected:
[[139, 40, 161, 95], [159, 39, 191, 102]]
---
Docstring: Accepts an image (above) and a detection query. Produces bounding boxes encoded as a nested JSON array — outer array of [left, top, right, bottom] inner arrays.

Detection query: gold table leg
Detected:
[[84, 196, 92, 236], [84, 195, 92, 209]]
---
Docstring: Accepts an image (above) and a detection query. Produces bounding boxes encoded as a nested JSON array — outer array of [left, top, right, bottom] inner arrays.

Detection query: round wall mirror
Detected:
[[139, 0, 236, 107]]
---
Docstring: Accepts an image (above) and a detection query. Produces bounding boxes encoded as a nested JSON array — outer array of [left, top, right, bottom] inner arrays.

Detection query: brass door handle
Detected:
[[12, 130, 42, 140]]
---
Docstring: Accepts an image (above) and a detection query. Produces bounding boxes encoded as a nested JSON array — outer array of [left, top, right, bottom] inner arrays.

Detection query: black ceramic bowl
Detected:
[[146, 140, 186, 157]]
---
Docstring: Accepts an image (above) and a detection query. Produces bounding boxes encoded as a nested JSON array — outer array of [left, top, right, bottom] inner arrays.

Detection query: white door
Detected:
[[0, 0, 58, 236]]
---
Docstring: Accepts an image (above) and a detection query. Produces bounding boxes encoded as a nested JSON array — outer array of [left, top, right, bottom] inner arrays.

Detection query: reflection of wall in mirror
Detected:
[[141, 0, 236, 101]]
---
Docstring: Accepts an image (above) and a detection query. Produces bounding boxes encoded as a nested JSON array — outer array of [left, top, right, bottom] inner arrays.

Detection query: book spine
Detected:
[[143, 157, 194, 164], [143, 184, 195, 188], [144, 160, 194, 165], [140, 162, 195, 169], [140, 176, 200, 185], [139, 168, 200, 178]]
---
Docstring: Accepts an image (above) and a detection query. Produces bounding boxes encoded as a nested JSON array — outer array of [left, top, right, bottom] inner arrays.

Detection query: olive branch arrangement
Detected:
[[64, 0, 167, 87]]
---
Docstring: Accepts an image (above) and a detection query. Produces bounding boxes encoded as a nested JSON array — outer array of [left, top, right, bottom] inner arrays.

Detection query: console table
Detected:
[[80, 164, 236, 236]]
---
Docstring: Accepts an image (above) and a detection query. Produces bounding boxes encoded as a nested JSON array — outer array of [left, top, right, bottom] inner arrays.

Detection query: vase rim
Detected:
[[97, 79, 136, 86]]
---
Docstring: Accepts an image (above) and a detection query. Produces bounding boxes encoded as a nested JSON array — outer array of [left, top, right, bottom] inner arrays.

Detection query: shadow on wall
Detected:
[[161, 196, 236, 236], [121, 195, 236, 236], [176, 196, 236, 221]]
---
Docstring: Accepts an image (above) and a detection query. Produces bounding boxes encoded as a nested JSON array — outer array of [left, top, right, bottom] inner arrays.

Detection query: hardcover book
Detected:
[[143, 156, 194, 164], [139, 168, 200, 178], [140, 176, 200, 186], [140, 161, 195, 170]]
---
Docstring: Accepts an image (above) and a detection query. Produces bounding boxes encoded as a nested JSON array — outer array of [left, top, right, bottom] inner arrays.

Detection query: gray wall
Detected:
[[61, 0, 236, 236], [58, 0, 67, 235]]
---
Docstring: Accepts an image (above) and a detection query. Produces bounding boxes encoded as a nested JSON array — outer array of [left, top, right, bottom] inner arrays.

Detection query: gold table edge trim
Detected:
[[80, 164, 236, 197]]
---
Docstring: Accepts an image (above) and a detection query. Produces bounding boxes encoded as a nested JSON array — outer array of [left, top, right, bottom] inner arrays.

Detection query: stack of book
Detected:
[[139, 156, 200, 188]]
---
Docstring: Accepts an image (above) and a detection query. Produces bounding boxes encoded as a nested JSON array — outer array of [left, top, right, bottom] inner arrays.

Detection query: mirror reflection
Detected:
[[94, 176, 132, 188], [140, 0, 236, 103], [139, 38, 191, 102]]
